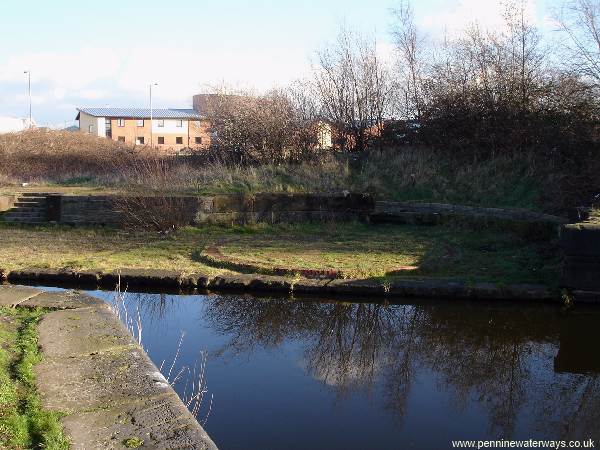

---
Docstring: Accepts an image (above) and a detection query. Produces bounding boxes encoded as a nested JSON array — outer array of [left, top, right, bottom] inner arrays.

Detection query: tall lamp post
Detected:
[[149, 82, 158, 147], [23, 70, 31, 127]]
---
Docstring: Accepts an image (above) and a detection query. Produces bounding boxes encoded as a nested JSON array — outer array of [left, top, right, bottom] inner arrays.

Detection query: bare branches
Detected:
[[312, 27, 393, 151], [200, 87, 325, 163], [555, 0, 600, 83], [390, 0, 426, 119]]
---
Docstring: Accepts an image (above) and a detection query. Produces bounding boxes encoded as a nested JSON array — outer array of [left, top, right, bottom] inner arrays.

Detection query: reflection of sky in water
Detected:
[[58, 289, 600, 450]]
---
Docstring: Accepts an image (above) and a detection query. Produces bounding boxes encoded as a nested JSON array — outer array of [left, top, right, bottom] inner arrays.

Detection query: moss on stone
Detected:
[[0, 307, 70, 450]]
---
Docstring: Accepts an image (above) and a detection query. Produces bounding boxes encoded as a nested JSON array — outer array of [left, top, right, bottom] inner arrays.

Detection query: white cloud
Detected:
[[78, 88, 109, 100], [0, 48, 121, 89], [0, 43, 311, 116], [418, 0, 539, 38]]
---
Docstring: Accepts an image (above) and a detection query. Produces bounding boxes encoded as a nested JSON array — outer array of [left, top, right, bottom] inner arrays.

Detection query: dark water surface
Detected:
[[79, 290, 600, 450]]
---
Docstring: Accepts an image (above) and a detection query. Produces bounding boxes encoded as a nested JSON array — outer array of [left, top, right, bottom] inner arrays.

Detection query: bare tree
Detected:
[[556, 0, 600, 84], [200, 86, 322, 163], [390, 1, 426, 119], [312, 27, 392, 151]]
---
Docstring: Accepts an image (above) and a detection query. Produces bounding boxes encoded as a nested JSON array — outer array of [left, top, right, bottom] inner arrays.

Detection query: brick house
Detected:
[[76, 107, 210, 152]]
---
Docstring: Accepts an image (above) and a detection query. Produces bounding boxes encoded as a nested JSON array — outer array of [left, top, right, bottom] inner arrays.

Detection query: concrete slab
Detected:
[[20, 290, 104, 309], [30, 289, 217, 449], [0, 284, 43, 307], [36, 341, 172, 412], [62, 396, 215, 450], [37, 305, 132, 358]]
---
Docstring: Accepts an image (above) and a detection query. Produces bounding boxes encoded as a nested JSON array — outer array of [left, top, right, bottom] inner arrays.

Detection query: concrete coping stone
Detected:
[[374, 201, 569, 225], [0, 268, 560, 302], [0, 285, 219, 449]]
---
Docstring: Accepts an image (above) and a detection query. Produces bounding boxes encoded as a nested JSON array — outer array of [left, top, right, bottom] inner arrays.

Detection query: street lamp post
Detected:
[[23, 70, 31, 127], [149, 82, 158, 147]]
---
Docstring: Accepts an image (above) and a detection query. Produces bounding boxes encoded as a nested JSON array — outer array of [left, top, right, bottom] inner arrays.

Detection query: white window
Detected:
[[176, 119, 183, 127], [137, 119, 144, 127], [117, 119, 125, 127], [136, 136, 145, 145], [88, 124, 93, 133], [158, 119, 164, 127]]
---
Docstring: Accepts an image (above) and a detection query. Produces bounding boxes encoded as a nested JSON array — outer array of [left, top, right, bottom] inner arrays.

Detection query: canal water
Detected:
[[82, 290, 600, 449]]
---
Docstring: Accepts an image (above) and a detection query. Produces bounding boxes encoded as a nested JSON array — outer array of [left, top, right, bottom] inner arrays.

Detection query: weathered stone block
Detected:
[[100, 269, 183, 289], [561, 256, 600, 291], [0, 194, 17, 212], [7, 268, 78, 284], [211, 194, 254, 213], [561, 224, 600, 257]]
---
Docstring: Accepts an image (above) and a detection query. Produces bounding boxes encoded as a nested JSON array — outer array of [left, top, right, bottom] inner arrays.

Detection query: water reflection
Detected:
[[123, 292, 600, 445], [199, 296, 600, 440]]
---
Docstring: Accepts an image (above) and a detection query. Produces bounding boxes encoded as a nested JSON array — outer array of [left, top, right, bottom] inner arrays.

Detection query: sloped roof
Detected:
[[76, 107, 203, 119]]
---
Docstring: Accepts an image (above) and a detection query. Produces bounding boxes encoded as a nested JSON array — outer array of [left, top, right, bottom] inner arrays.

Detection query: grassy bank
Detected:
[[0, 222, 560, 286], [0, 130, 567, 212], [0, 307, 69, 449]]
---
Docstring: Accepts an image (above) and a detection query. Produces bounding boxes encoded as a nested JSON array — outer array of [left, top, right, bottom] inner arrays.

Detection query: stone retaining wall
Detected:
[[561, 223, 600, 294], [50, 193, 374, 226], [0, 267, 559, 302], [0, 194, 17, 212], [6, 192, 570, 234], [372, 201, 567, 238], [57, 195, 122, 225]]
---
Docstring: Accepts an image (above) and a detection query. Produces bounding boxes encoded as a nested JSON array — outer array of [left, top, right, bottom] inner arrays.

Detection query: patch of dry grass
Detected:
[[0, 223, 559, 285], [0, 225, 226, 276], [0, 129, 135, 185]]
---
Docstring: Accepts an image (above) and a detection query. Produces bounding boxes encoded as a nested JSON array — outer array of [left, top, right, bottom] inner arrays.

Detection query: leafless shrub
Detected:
[[159, 333, 212, 424], [111, 157, 196, 233], [108, 275, 143, 346]]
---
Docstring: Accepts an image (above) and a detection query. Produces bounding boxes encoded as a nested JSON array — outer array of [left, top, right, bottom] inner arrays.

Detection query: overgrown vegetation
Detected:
[[1, 1, 597, 213], [0, 307, 69, 450], [0, 131, 562, 212]]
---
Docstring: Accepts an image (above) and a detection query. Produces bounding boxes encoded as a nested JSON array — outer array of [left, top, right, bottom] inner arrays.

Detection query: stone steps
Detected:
[[2, 193, 51, 224]]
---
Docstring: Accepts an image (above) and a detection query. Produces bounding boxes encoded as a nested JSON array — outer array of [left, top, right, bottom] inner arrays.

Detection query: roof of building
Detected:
[[76, 107, 203, 120]]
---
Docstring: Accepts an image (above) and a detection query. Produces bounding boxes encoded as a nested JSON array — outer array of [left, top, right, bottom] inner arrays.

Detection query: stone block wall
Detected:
[[560, 223, 600, 292], [372, 201, 567, 239], [195, 193, 374, 225], [59, 196, 123, 226], [53, 193, 374, 227], [0, 195, 17, 212]]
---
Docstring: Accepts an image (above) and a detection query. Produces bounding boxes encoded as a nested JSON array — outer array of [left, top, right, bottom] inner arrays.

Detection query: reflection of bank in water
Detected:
[[90, 289, 600, 446], [554, 311, 600, 375]]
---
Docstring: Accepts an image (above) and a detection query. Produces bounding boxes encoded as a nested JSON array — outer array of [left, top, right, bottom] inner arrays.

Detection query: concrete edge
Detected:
[[0, 267, 560, 302], [21, 287, 219, 449]]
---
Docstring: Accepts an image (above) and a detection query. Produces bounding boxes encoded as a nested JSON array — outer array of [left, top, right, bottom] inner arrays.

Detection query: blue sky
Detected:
[[0, 0, 556, 125]]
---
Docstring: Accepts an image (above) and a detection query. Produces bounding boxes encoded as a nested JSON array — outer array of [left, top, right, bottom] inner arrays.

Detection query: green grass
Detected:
[[212, 222, 560, 285], [0, 307, 69, 450], [123, 437, 144, 448], [0, 221, 558, 286]]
